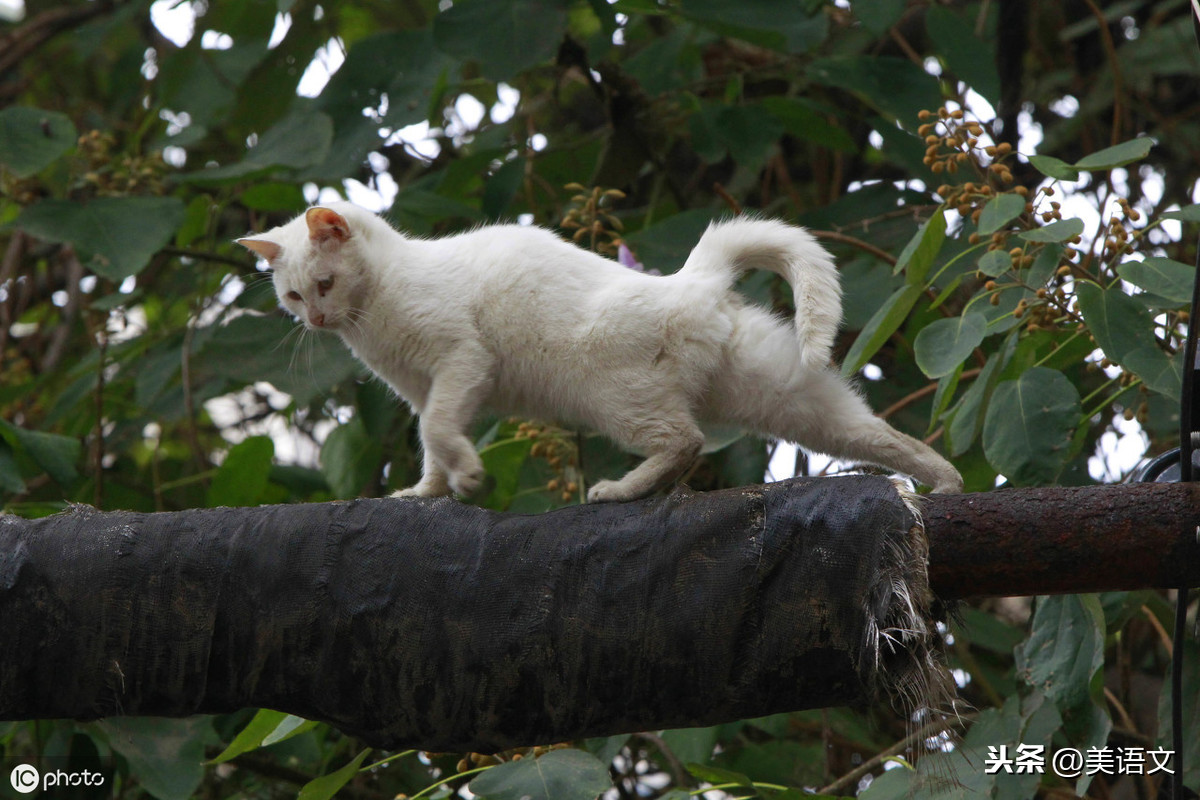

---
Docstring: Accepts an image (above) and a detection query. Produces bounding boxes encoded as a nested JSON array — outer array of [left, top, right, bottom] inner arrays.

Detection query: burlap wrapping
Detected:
[[0, 475, 953, 752]]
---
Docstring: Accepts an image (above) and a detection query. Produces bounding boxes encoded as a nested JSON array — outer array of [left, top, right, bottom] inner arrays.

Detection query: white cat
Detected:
[[238, 203, 962, 502]]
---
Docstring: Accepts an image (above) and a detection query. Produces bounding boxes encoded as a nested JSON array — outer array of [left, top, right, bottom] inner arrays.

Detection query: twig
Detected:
[[878, 368, 982, 420], [39, 245, 85, 374], [93, 314, 108, 509], [161, 247, 257, 272], [817, 713, 974, 796], [712, 183, 743, 215], [1080, 0, 1124, 146], [0, 1, 118, 76], [0, 231, 24, 356], [633, 732, 693, 789], [180, 313, 211, 476], [810, 229, 897, 266]]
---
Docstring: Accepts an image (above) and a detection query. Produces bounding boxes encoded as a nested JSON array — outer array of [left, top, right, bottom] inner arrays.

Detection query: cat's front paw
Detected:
[[587, 479, 634, 503], [930, 468, 964, 494], [392, 478, 450, 498]]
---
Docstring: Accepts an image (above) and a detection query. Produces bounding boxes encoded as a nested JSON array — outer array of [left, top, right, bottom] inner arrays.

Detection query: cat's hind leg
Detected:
[[588, 412, 704, 503], [779, 372, 962, 493]]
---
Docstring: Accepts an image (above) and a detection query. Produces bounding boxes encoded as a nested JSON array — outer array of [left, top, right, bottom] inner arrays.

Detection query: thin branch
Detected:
[[878, 368, 982, 420], [633, 732, 693, 789], [161, 247, 258, 273], [810, 229, 897, 266], [817, 713, 974, 797], [1080, 0, 1125, 146], [712, 183, 743, 216], [0, 1, 119, 76]]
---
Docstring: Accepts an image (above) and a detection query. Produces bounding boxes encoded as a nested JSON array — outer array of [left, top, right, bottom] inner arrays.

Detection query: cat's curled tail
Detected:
[[678, 218, 841, 369]]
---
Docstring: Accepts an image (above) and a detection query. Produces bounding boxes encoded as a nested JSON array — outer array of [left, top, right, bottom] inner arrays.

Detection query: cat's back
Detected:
[[433, 223, 636, 284]]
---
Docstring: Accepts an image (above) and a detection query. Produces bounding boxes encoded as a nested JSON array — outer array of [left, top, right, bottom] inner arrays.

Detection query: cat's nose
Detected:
[[309, 312, 326, 327]]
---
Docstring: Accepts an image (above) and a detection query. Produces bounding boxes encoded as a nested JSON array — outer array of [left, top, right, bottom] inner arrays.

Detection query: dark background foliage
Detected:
[[2, 0, 1199, 797]]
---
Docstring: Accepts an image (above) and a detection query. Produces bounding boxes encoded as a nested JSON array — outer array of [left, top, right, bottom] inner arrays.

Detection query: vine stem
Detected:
[[358, 750, 417, 773], [408, 765, 491, 799]]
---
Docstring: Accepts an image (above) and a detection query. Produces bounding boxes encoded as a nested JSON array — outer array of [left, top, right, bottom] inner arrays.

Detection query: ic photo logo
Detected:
[[9, 764, 39, 794], [7, 761, 109, 796]]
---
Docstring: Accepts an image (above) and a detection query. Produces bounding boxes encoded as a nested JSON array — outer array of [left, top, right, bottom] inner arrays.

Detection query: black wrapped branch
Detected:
[[0, 476, 948, 752]]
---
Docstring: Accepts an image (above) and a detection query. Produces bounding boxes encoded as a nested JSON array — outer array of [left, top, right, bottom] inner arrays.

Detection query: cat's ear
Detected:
[[305, 207, 351, 245], [237, 237, 281, 264]]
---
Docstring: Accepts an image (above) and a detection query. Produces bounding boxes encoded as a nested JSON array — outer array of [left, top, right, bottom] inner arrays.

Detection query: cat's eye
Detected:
[[286, 290, 302, 302], [316, 277, 334, 296]]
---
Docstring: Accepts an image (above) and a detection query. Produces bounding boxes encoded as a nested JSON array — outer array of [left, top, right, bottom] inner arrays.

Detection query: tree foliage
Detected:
[[2, 0, 1199, 797]]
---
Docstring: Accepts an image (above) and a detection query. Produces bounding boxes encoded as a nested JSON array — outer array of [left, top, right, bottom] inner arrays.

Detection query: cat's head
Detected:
[[237, 204, 373, 332]]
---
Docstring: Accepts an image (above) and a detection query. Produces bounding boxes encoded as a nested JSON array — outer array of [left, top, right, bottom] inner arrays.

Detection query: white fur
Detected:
[[239, 203, 963, 502]]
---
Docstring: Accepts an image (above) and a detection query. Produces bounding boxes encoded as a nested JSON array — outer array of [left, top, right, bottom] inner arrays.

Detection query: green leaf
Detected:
[[1029, 154, 1080, 181], [1123, 346, 1183, 402], [1019, 217, 1085, 244], [840, 283, 923, 377], [207, 436, 274, 507], [356, 379, 398, 441], [479, 436, 532, 510], [1162, 204, 1200, 223], [977, 249, 1012, 278], [807, 56, 942, 126], [192, 314, 361, 407], [16, 197, 187, 281], [1157, 638, 1200, 791], [0, 440, 26, 494], [1074, 281, 1160, 367], [241, 182, 307, 211], [1017, 595, 1111, 747], [894, 208, 947, 285], [913, 312, 988, 379], [689, 102, 785, 170], [685, 763, 754, 786], [469, 749, 612, 800], [321, 416, 382, 499], [298, 749, 371, 800], [1117, 256, 1196, 305], [183, 111, 334, 183], [0, 419, 81, 487], [433, 0, 568, 81], [482, 157, 526, 220], [661, 726, 720, 765], [624, 210, 718, 275], [1073, 137, 1154, 170], [977, 193, 1026, 236], [760, 97, 857, 153], [208, 709, 290, 764], [982, 367, 1081, 486], [925, 6, 1000, 103], [100, 717, 214, 800], [0, 107, 76, 178], [681, 0, 828, 53], [262, 714, 318, 746], [854, 0, 907, 36]]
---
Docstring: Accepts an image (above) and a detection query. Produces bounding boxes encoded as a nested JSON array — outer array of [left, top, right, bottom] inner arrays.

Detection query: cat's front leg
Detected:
[[391, 448, 450, 498], [404, 345, 494, 498]]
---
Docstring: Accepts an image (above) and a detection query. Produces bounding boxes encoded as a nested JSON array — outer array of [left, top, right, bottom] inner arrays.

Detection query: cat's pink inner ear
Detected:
[[237, 238, 281, 263], [305, 207, 351, 245]]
